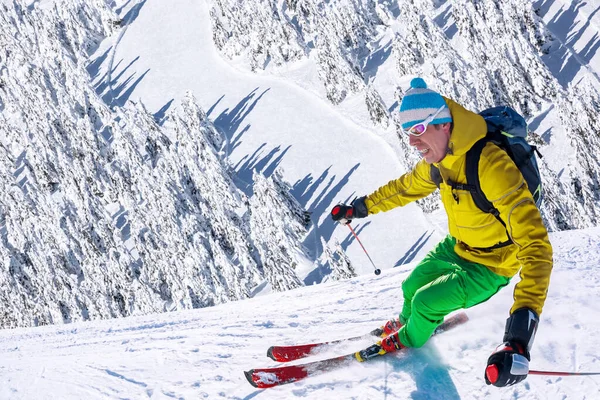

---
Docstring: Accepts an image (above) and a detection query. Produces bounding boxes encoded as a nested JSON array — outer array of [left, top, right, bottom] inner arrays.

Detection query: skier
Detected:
[[331, 78, 553, 387]]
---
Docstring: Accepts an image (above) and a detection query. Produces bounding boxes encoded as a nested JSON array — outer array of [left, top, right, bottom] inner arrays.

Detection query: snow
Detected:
[[1, 227, 599, 399], [2, 0, 600, 398]]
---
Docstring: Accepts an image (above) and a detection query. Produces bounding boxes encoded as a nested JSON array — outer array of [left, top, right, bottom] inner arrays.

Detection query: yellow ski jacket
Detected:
[[365, 98, 553, 316]]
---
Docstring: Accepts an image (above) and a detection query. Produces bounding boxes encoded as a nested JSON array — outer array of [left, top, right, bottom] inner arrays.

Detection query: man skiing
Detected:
[[331, 78, 553, 387]]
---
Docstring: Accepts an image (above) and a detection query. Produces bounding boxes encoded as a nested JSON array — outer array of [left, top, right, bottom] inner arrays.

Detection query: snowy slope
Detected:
[[1, 227, 599, 399]]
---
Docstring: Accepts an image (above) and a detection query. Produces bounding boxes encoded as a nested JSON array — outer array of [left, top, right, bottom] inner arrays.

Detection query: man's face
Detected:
[[408, 123, 451, 164]]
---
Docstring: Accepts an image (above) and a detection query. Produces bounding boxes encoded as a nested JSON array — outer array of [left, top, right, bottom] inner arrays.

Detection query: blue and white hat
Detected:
[[398, 78, 452, 130]]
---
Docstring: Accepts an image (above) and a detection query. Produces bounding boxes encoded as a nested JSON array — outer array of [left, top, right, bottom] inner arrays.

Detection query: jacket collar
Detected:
[[433, 97, 488, 170]]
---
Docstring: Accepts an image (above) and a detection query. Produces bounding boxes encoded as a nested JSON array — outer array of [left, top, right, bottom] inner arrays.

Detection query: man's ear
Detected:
[[442, 122, 452, 135]]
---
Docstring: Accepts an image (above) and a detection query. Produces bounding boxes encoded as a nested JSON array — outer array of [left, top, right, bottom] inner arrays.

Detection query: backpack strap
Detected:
[[430, 164, 442, 188], [466, 138, 498, 216], [430, 142, 513, 250], [466, 136, 513, 248]]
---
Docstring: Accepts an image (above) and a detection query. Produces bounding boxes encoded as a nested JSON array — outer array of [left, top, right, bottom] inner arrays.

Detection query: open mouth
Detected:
[[419, 148, 430, 155]]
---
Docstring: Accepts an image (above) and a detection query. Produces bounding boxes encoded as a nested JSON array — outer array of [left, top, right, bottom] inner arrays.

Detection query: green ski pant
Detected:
[[397, 235, 510, 348]]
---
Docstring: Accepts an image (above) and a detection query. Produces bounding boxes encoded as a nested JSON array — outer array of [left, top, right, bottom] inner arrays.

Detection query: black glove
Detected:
[[485, 341, 530, 387], [485, 308, 539, 387], [331, 197, 368, 225]]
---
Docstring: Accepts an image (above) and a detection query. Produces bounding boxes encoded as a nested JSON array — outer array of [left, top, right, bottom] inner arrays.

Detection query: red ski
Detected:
[[245, 353, 355, 389], [245, 312, 468, 388], [268, 311, 468, 362], [267, 325, 387, 362]]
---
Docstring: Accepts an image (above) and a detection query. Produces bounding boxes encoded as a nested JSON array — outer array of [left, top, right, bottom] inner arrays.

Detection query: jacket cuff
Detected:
[[503, 308, 539, 353], [352, 196, 369, 218]]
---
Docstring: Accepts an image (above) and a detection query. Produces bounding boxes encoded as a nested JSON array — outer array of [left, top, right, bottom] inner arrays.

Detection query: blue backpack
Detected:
[[431, 106, 543, 249]]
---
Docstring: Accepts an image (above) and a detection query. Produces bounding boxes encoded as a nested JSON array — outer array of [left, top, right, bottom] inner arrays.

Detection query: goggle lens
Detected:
[[409, 124, 426, 135]]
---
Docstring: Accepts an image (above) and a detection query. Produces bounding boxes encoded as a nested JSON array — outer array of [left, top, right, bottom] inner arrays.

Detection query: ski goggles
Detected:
[[403, 105, 446, 137]]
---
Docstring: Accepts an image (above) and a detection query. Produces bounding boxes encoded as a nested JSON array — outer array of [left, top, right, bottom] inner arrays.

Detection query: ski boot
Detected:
[[382, 318, 403, 336], [379, 331, 405, 353], [355, 330, 405, 362]]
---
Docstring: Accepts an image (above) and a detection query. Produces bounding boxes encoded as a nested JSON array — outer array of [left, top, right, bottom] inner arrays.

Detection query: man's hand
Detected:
[[485, 308, 539, 387], [330, 204, 355, 225], [485, 341, 529, 386], [330, 197, 368, 225]]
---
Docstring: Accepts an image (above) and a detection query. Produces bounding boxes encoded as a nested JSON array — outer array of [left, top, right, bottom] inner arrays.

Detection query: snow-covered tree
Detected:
[[249, 171, 310, 292], [210, 0, 306, 71], [320, 238, 357, 281], [0, 0, 316, 328], [365, 85, 390, 127], [209, 0, 381, 104]]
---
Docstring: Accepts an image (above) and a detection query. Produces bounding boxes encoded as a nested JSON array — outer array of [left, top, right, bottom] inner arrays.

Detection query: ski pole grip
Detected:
[[331, 206, 340, 216]]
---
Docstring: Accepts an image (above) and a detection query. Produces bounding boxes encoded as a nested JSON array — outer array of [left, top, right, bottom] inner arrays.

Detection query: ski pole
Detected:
[[347, 223, 381, 275], [529, 369, 600, 377]]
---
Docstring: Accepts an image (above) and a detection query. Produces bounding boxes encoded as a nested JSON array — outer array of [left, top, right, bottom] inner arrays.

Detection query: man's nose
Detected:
[[408, 134, 418, 146]]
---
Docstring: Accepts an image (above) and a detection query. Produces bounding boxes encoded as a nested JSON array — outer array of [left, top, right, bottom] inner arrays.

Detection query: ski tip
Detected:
[[244, 369, 259, 388], [266, 346, 276, 361]]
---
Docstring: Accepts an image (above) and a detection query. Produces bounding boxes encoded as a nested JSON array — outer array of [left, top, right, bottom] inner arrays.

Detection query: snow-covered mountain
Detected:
[[1, 0, 600, 397], [0, 0, 599, 349]]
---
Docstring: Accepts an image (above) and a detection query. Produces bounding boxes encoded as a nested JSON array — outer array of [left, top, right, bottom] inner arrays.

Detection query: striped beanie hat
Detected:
[[398, 78, 452, 130]]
